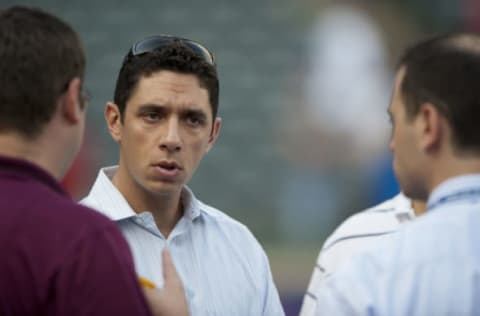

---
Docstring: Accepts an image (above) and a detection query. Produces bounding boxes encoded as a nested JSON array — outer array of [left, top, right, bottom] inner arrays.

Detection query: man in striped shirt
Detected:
[[300, 194, 425, 315], [82, 35, 284, 316]]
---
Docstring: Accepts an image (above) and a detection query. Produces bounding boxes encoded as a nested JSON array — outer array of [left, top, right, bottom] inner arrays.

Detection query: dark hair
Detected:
[[398, 32, 480, 153], [0, 6, 85, 137], [113, 40, 219, 121]]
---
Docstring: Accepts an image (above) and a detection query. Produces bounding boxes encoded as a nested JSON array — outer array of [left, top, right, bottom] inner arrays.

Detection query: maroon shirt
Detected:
[[0, 156, 152, 316]]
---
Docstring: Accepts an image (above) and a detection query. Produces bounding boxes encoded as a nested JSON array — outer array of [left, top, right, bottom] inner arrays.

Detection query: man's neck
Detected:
[[111, 166, 184, 238], [411, 199, 427, 216], [0, 133, 61, 179], [148, 192, 184, 239]]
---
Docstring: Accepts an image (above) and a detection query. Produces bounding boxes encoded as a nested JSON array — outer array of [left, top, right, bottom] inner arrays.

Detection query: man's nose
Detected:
[[159, 118, 182, 152]]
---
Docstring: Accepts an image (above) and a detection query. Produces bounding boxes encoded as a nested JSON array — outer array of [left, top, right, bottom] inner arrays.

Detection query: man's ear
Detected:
[[60, 77, 83, 124], [206, 117, 222, 153], [417, 102, 442, 153], [105, 102, 122, 143]]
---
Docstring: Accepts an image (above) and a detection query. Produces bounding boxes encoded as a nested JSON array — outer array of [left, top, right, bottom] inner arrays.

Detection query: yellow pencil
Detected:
[[138, 276, 156, 289]]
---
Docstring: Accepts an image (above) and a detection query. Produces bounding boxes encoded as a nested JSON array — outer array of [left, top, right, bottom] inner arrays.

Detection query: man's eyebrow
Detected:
[[135, 104, 209, 119], [181, 108, 208, 118], [137, 104, 167, 111]]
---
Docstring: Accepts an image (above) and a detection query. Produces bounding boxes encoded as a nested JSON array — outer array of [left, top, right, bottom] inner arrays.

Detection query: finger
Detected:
[[141, 286, 168, 316], [142, 286, 157, 300], [162, 247, 181, 286]]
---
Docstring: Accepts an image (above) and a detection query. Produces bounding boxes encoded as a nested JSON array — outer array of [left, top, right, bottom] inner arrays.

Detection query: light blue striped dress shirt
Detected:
[[81, 166, 285, 316], [314, 174, 480, 316]]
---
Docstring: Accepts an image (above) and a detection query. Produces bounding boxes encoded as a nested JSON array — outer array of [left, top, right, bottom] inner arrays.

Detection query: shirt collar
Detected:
[[393, 192, 416, 219], [428, 174, 480, 210], [395, 192, 414, 210], [180, 185, 202, 220], [89, 165, 202, 221], [0, 155, 66, 196]]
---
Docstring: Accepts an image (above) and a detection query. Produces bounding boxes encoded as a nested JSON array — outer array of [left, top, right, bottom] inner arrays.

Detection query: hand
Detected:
[[142, 248, 189, 316]]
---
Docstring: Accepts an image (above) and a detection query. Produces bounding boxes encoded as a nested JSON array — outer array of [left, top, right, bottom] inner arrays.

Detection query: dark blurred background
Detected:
[[3, 0, 478, 314]]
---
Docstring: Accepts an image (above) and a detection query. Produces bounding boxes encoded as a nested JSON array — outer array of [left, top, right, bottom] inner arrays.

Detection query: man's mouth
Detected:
[[156, 160, 182, 171], [152, 160, 182, 180]]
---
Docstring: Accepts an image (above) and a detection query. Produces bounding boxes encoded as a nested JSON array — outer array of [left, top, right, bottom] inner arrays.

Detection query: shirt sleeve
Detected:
[[299, 219, 357, 316], [299, 249, 328, 316], [51, 225, 153, 316], [312, 261, 377, 316], [300, 207, 401, 316], [309, 234, 392, 316]]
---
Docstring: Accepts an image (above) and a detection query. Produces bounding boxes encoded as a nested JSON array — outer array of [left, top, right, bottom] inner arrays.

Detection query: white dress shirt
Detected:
[[300, 193, 415, 316], [81, 166, 285, 316], [314, 175, 480, 315]]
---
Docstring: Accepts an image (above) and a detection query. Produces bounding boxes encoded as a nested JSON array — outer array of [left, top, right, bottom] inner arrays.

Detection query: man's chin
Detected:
[[147, 181, 184, 196]]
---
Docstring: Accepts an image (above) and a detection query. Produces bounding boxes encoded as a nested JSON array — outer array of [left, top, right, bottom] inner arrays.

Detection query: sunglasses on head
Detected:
[[126, 34, 215, 66]]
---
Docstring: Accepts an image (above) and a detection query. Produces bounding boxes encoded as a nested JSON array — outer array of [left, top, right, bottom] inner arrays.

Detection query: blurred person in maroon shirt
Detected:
[[0, 6, 187, 316]]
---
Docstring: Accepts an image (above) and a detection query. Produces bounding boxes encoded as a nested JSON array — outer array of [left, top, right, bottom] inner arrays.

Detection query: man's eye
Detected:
[[186, 116, 204, 126], [144, 112, 160, 121]]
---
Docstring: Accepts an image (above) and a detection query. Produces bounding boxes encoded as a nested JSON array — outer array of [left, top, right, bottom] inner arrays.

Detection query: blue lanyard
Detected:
[[428, 188, 480, 211]]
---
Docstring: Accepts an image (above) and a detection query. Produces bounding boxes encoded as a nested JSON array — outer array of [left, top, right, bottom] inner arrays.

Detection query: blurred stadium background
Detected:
[[4, 0, 477, 314]]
